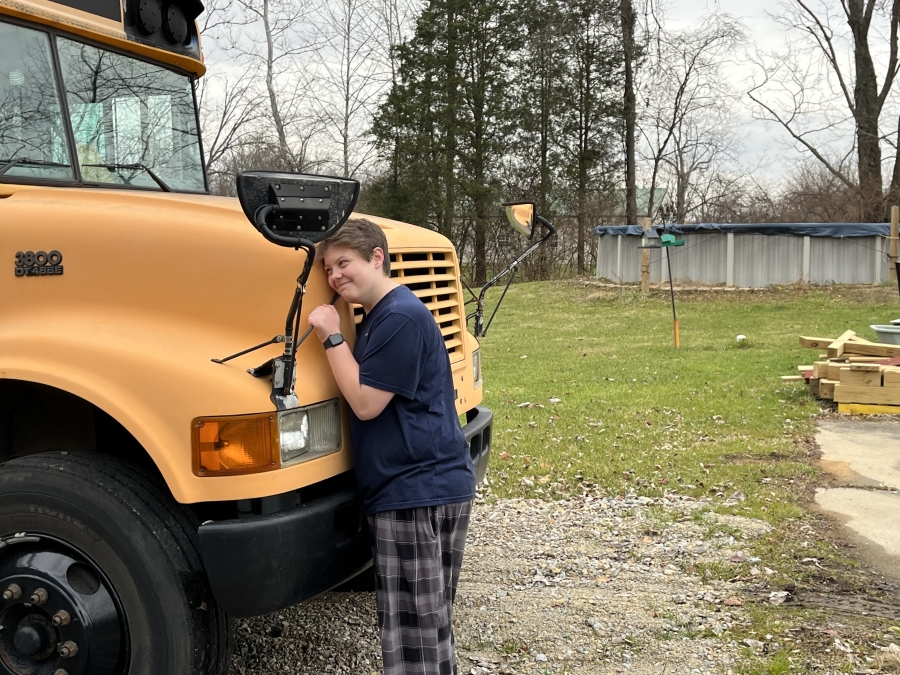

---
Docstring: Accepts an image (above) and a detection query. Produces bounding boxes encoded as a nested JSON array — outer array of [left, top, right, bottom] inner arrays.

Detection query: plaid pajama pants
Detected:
[[367, 500, 473, 675]]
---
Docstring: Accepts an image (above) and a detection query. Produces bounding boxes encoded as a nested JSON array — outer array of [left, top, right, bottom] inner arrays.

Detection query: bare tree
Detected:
[[310, 0, 390, 178], [663, 111, 746, 223], [638, 12, 744, 221], [229, 0, 325, 171], [373, 0, 418, 88], [196, 73, 263, 185], [621, 0, 638, 227], [748, 0, 900, 222]]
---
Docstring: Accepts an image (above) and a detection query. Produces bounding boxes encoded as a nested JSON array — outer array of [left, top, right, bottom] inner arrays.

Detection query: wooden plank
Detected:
[[839, 368, 881, 386], [834, 384, 900, 405], [827, 330, 858, 358], [813, 362, 830, 379], [826, 363, 845, 381], [883, 368, 900, 386], [838, 402, 900, 415], [799, 336, 837, 349], [847, 335, 875, 344], [781, 375, 805, 382], [797, 365, 815, 371], [839, 342, 900, 358], [808, 378, 820, 395], [819, 379, 837, 399], [849, 363, 882, 371]]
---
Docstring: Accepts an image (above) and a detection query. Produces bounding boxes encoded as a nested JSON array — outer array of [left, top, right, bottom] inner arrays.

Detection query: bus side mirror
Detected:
[[236, 171, 360, 246], [503, 202, 535, 237]]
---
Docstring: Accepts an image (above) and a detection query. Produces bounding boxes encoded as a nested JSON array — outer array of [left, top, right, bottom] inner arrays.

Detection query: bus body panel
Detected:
[[0, 185, 483, 502]]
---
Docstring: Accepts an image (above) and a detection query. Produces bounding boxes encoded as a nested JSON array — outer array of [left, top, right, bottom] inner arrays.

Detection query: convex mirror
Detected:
[[502, 201, 535, 237], [236, 171, 360, 245]]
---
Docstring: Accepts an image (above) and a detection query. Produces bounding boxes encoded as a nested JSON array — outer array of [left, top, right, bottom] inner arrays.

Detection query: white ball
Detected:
[[736, 334, 747, 342]]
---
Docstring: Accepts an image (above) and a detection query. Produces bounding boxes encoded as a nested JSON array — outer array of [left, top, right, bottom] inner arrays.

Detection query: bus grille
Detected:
[[352, 251, 464, 360]]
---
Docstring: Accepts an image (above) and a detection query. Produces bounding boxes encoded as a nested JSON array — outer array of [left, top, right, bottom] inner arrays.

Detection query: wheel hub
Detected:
[[13, 621, 45, 656], [0, 536, 124, 675]]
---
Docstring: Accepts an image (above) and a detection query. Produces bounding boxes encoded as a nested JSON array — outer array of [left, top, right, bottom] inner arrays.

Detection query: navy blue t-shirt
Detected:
[[350, 285, 475, 516]]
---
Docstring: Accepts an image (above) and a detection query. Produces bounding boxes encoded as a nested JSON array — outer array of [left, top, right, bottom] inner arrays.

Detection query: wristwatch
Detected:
[[323, 333, 345, 350]]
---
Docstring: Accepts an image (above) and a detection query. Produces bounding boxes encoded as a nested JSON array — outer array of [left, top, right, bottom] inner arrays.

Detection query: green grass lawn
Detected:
[[477, 281, 900, 671], [479, 281, 898, 507]]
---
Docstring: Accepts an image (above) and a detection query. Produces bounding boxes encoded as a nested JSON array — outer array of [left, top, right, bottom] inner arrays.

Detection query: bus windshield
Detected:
[[0, 19, 205, 192], [0, 22, 74, 181], [57, 38, 205, 192]]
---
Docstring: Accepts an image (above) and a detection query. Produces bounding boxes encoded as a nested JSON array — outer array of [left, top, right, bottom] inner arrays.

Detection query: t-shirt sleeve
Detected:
[[358, 314, 425, 399]]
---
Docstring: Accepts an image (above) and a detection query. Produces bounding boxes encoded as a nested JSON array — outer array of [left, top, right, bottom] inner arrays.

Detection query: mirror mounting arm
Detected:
[[212, 204, 320, 409], [470, 214, 557, 338]]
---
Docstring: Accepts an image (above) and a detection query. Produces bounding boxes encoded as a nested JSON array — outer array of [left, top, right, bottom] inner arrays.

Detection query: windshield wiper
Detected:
[[0, 157, 72, 176], [82, 162, 172, 192]]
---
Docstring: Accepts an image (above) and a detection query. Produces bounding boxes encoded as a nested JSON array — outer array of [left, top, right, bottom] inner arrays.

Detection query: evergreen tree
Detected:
[[369, 0, 520, 283], [557, 0, 623, 274]]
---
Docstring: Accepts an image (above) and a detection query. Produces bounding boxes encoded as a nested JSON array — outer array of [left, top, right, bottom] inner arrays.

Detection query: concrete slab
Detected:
[[817, 419, 900, 489], [815, 487, 900, 559]]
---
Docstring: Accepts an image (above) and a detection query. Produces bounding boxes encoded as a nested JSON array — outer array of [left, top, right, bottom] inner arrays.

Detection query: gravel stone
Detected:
[[230, 492, 769, 674]]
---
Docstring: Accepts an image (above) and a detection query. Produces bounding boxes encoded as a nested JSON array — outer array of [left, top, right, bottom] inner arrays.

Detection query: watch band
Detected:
[[323, 333, 345, 350]]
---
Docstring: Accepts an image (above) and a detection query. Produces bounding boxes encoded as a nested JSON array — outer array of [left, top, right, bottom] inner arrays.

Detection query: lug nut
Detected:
[[51, 610, 70, 627], [2, 584, 21, 601], [58, 641, 78, 658], [28, 588, 48, 605]]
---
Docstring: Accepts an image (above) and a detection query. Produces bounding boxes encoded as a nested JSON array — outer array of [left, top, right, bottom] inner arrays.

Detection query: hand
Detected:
[[308, 304, 342, 342]]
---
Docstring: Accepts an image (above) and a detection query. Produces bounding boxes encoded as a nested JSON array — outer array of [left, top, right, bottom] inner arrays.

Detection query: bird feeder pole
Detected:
[[666, 246, 679, 349]]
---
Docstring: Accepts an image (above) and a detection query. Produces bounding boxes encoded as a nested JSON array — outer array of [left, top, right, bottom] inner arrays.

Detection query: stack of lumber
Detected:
[[789, 331, 900, 414]]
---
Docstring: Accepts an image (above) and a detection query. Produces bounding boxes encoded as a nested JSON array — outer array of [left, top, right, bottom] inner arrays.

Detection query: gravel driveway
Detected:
[[231, 492, 769, 674]]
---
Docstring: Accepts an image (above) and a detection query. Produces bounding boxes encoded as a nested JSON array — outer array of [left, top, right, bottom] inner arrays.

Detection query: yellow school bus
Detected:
[[0, 0, 493, 671]]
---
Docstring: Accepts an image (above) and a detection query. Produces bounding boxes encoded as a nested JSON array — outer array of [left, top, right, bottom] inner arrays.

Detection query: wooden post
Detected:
[[891, 206, 899, 284], [640, 217, 651, 292]]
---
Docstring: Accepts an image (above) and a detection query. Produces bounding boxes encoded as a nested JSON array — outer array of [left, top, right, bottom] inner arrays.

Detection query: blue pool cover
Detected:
[[593, 223, 891, 237]]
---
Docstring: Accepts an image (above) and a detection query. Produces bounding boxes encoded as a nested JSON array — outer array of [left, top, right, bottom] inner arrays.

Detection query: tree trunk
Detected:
[[888, 115, 900, 209], [442, 0, 458, 240], [848, 0, 885, 221], [620, 0, 638, 226], [262, 0, 291, 169], [342, 0, 352, 177], [538, 36, 551, 279], [473, 81, 487, 285]]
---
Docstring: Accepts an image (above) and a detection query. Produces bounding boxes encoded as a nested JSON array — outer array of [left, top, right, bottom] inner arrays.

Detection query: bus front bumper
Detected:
[[465, 405, 493, 484], [197, 487, 371, 617], [197, 405, 492, 617]]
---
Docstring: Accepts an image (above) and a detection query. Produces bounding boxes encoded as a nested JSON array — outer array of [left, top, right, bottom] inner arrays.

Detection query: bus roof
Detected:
[[0, 0, 206, 76]]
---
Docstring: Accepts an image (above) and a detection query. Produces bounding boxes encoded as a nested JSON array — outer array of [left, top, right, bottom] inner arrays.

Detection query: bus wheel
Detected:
[[0, 452, 231, 675]]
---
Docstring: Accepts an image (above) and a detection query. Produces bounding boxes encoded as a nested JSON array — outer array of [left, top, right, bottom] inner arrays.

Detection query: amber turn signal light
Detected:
[[191, 413, 280, 477]]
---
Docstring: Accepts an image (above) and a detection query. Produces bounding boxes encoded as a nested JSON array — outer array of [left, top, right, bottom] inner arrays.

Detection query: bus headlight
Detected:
[[278, 399, 342, 466], [473, 349, 482, 389]]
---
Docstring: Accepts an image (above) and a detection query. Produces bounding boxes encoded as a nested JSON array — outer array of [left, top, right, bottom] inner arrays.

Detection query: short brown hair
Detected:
[[317, 218, 391, 276]]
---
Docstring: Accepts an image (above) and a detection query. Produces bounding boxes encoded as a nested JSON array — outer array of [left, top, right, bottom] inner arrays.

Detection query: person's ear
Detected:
[[372, 247, 385, 270]]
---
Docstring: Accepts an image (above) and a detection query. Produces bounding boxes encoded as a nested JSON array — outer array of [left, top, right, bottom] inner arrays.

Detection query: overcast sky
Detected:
[[200, 0, 892, 187], [667, 0, 809, 179]]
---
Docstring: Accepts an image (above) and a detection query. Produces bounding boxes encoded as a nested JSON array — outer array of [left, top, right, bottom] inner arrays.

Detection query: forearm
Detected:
[[325, 343, 392, 420]]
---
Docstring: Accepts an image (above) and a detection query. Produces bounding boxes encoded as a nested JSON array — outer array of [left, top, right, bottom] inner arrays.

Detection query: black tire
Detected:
[[0, 451, 231, 675]]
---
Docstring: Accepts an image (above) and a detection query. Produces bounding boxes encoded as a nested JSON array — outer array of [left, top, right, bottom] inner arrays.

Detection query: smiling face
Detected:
[[322, 245, 391, 311]]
